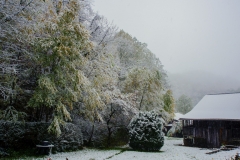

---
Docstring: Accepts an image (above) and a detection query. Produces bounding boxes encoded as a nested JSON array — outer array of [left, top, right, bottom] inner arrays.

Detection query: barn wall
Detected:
[[183, 120, 240, 148]]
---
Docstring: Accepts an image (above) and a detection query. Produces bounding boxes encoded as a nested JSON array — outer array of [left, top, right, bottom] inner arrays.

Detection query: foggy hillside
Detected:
[[168, 71, 240, 105]]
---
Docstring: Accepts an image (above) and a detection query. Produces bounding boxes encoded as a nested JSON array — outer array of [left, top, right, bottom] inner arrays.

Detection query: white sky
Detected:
[[92, 0, 240, 81]]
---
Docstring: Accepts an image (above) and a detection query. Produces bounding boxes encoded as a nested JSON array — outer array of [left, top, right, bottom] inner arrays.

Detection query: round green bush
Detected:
[[128, 111, 164, 151]]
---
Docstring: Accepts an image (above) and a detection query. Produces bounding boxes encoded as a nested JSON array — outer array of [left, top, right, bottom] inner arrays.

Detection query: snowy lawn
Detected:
[[40, 137, 239, 160]]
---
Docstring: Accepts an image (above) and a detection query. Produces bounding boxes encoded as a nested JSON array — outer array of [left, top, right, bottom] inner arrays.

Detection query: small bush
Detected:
[[167, 121, 183, 137], [128, 111, 164, 151]]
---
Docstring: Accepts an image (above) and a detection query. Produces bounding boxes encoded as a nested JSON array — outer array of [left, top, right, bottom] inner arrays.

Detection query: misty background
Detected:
[[93, 0, 240, 104]]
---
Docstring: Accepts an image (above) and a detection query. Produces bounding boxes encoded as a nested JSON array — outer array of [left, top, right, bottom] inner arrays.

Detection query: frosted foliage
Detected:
[[167, 121, 182, 137], [88, 14, 117, 45], [123, 67, 163, 111], [128, 111, 164, 151], [0, 0, 45, 102], [113, 30, 168, 88]]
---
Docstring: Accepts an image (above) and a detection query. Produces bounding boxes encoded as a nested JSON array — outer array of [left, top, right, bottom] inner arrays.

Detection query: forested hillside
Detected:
[[0, 0, 174, 151], [169, 71, 240, 105]]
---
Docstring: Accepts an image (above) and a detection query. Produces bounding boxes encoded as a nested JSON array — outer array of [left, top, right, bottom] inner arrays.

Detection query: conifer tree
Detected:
[[129, 111, 164, 151]]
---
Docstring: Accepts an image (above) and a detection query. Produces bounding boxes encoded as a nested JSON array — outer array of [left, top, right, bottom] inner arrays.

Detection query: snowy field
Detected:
[[41, 137, 239, 160]]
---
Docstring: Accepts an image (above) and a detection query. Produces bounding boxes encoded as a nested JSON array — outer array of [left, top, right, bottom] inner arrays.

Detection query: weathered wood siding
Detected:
[[183, 120, 240, 148]]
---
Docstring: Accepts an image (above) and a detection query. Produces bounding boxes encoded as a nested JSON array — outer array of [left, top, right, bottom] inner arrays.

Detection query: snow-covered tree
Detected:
[[88, 14, 117, 46], [163, 90, 175, 119], [113, 30, 167, 83], [167, 121, 182, 137], [0, 0, 173, 149], [28, 0, 103, 136], [101, 99, 136, 146], [0, 0, 46, 114], [123, 67, 163, 111], [128, 111, 164, 151]]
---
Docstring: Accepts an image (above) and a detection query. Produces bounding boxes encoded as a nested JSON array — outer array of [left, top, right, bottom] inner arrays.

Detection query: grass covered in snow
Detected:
[[35, 137, 239, 160]]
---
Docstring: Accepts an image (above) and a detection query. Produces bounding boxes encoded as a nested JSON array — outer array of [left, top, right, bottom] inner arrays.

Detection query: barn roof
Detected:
[[180, 93, 240, 121]]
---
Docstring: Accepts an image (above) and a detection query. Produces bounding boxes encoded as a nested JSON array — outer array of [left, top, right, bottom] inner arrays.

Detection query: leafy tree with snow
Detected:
[[28, 0, 103, 136], [0, 0, 172, 148], [123, 67, 163, 111], [175, 95, 193, 114], [162, 90, 175, 119], [101, 100, 136, 147], [128, 111, 164, 151], [0, 0, 40, 107]]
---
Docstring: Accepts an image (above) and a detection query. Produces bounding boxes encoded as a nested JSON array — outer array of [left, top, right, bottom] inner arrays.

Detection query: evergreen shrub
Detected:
[[128, 111, 164, 151], [0, 121, 83, 157]]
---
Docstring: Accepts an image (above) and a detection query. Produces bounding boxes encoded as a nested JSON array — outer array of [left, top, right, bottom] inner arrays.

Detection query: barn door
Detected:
[[208, 128, 218, 148]]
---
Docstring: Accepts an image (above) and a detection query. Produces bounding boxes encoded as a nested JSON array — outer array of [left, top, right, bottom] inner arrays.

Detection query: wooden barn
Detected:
[[180, 93, 240, 148]]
